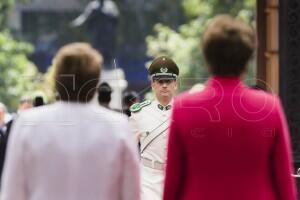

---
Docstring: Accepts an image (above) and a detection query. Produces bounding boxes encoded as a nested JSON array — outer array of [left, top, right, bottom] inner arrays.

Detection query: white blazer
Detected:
[[1, 101, 140, 200]]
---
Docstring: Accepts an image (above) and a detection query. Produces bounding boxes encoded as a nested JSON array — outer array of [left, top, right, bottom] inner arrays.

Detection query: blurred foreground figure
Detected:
[[1, 43, 140, 200], [163, 15, 297, 200]]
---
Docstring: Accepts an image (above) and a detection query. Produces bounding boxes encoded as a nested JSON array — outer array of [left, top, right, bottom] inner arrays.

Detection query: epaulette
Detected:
[[130, 100, 152, 113]]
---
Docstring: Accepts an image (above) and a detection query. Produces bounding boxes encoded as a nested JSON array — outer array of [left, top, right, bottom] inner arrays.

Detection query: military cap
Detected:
[[148, 56, 179, 80]]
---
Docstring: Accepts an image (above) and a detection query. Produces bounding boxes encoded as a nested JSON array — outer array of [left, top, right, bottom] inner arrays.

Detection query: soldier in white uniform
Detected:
[[129, 56, 179, 200]]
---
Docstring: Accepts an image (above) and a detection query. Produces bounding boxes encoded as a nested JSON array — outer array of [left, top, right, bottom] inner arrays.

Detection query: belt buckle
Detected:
[[151, 160, 156, 169]]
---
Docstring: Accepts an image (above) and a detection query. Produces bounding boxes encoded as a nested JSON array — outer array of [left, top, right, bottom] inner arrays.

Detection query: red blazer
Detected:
[[163, 76, 297, 200]]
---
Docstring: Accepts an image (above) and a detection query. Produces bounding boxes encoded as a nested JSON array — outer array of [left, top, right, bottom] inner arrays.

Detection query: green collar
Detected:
[[157, 104, 172, 111]]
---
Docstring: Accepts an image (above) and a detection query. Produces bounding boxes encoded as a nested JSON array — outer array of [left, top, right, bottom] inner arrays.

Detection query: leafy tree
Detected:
[[0, 0, 31, 31], [0, 0, 14, 30], [0, 0, 40, 111], [0, 31, 39, 111], [147, 0, 256, 90]]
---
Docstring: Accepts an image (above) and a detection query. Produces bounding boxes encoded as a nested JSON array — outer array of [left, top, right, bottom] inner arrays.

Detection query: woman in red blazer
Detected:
[[163, 15, 297, 200]]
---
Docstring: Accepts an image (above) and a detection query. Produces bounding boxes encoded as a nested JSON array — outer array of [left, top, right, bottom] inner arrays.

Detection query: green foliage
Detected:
[[146, 0, 256, 90], [0, 0, 13, 30], [182, 0, 212, 19], [0, 31, 39, 111], [0, 0, 31, 30]]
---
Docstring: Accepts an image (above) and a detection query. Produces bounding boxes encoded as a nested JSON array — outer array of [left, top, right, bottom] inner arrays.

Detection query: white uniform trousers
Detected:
[[141, 165, 164, 200]]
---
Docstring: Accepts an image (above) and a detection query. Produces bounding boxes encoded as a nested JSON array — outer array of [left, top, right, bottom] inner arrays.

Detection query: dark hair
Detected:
[[54, 43, 103, 102], [97, 82, 112, 104], [33, 96, 45, 107], [202, 15, 256, 76]]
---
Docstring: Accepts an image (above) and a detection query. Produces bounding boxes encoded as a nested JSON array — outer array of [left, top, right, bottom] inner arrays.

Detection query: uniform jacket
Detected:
[[163, 76, 297, 200], [129, 99, 172, 163], [1, 102, 140, 200]]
